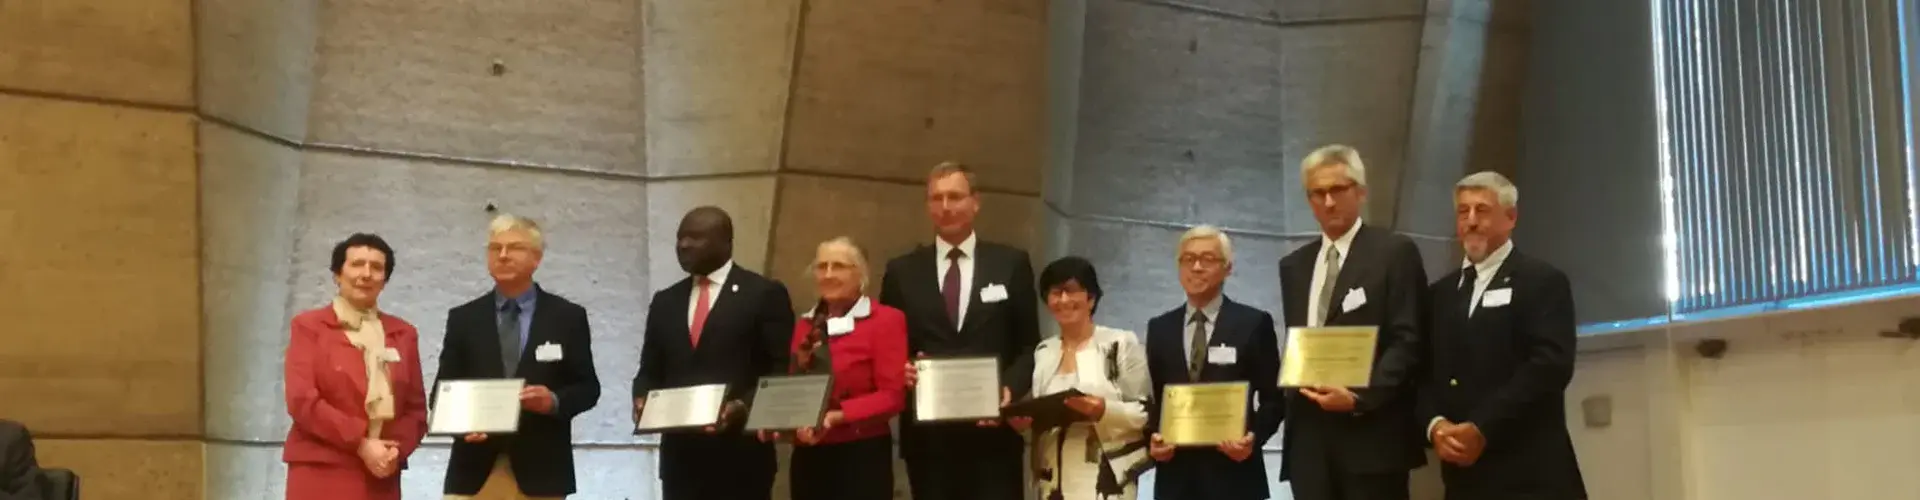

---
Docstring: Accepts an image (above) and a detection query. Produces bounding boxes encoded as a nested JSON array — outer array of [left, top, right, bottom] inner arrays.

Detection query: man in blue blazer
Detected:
[[1145, 225, 1286, 500]]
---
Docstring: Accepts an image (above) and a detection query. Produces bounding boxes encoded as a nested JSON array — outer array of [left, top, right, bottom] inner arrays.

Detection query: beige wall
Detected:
[[0, 0, 204, 497], [1566, 295, 1920, 500]]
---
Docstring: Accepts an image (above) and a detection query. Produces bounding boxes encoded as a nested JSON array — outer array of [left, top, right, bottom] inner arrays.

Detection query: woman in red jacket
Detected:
[[282, 234, 427, 500], [763, 237, 908, 500]]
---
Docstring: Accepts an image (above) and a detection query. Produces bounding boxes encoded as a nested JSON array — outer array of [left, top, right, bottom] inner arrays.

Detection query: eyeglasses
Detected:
[[1178, 254, 1226, 268]]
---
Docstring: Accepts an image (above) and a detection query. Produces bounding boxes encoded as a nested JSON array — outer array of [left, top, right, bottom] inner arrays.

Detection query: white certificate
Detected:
[[429, 379, 525, 435], [913, 357, 1003, 422], [634, 384, 729, 433]]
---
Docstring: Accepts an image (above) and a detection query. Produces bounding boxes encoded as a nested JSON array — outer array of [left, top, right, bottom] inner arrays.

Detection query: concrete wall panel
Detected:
[[37, 439, 203, 500], [782, 0, 1047, 192], [306, 0, 644, 170], [1071, 0, 1289, 231], [0, 95, 199, 435], [200, 123, 306, 442], [196, 0, 320, 140], [641, 0, 799, 176], [0, 0, 194, 106]]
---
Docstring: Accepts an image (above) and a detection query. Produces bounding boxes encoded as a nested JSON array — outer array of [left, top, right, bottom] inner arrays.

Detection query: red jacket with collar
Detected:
[[281, 306, 428, 469], [788, 299, 908, 445]]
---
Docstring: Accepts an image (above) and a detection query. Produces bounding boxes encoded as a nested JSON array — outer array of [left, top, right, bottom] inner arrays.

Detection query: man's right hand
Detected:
[[1148, 433, 1175, 462], [1216, 432, 1255, 462], [462, 433, 487, 443], [632, 397, 646, 424]]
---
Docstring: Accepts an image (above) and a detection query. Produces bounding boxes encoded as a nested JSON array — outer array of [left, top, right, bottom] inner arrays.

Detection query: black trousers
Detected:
[[904, 426, 1025, 500], [790, 435, 895, 500], [660, 434, 776, 500], [1289, 469, 1410, 500]]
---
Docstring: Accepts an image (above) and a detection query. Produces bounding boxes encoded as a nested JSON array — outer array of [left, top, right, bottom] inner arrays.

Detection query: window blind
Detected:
[[1652, 0, 1919, 313]]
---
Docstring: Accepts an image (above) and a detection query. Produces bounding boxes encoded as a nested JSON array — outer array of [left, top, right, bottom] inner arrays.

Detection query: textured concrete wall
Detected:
[[0, 0, 204, 496]]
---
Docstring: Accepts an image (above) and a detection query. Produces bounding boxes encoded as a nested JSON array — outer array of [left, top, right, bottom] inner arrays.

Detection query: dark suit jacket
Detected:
[[1421, 250, 1586, 500], [878, 240, 1041, 458], [436, 286, 601, 496], [1277, 224, 1429, 479], [1145, 297, 1284, 500], [0, 420, 41, 500], [633, 264, 794, 496]]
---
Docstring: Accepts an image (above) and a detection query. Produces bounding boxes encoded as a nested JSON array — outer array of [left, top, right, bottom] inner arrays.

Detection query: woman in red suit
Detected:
[[761, 237, 908, 500], [283, 233, 428, 500]]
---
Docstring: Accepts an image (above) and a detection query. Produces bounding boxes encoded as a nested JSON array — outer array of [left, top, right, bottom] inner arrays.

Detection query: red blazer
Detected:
[[789, 298, 907, 445], [282, 306, 428, 468]]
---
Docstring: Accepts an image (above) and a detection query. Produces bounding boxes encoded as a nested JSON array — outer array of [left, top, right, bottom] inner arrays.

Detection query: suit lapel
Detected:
[[1327, 229, 1372, 323], [462, 301, 506, 378], [960, 249, 996, 334], [1284, 241, 1322, 326], [516, 291, 556, 373]]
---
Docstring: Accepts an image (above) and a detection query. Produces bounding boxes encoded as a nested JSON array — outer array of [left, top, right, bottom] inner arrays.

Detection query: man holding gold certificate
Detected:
[[1143, 226, 1285, 500], [1277, 145, 1430, 500]]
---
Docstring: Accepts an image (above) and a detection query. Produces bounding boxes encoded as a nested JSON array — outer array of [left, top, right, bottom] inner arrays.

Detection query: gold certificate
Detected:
[[1158, 382, 1248, 446], [1280, 326, 1378, 388]]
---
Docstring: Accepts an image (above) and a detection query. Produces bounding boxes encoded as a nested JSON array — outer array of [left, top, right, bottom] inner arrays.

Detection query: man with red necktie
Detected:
[[633, 206, 795, 500]]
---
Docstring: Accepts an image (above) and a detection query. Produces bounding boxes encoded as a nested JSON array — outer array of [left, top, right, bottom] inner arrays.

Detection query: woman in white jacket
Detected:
[[1008, 256, 1153, 500]]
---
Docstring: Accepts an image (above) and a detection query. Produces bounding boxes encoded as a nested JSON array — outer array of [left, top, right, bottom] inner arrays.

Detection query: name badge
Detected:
[[1207, 345, 1238, 365], [1482, 288, 1513, 308], [535, 343, 563, 362], [381, 347, 402, 363], [1342, 287, 1368, 312], [980, 284, 1009, 303], [827, 316, 855, 336]]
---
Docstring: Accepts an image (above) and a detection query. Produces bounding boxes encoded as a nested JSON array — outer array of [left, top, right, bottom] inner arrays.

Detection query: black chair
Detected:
[[36, 468, 76, 500]]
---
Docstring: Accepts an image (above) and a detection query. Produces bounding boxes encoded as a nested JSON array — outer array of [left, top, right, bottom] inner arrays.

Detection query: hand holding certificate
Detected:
[[430, 379, 526, 435], [634, 384, 729, 434], [912, 357, 1003, 423], [1280, 326, 1379, 388], [1158, 382, 1248, 446]]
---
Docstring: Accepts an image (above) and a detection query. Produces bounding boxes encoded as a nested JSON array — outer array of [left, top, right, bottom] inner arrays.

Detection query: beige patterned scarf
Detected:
[[333, 296, 395, 438]]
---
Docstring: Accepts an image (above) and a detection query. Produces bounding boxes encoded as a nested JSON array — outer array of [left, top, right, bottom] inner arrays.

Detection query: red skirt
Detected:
[[286, 462, 401, 500]]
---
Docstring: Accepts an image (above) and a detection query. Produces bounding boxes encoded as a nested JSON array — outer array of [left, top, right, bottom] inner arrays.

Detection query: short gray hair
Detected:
[[1299, 144, 1368, 187], [815, 236, 871, 291], [488, 213, 545, 250], [927, 161, 978, 194], [1455, 171, 1519, 208], [1176, 225, 1234, 263]]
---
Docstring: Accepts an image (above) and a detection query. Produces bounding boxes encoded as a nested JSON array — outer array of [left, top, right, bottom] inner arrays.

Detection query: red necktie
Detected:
[[942, 248, 963, 328], [691, 276, 712, 347]]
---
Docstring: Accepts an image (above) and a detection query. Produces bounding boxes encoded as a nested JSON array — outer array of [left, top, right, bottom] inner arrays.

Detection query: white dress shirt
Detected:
[[935, 233, 978, 325], [1307, 219, 1363, 327], [688, 260, 735, 328], [1462, 240, 1514, 317], [1183, 293, 1224, 362]]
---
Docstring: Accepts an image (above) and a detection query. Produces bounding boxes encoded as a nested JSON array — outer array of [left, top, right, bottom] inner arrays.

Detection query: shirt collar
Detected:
[[495, 284, 538, 311], [1462, 239, 1515, 277], [802, 296, 873, 319], [935, 232, 978, 260], [699, 260, 736, 287], [331, 296, 378, 330], [1323, 219, 1363, 258], [1186, 293, 1224, 323]]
